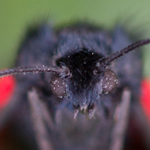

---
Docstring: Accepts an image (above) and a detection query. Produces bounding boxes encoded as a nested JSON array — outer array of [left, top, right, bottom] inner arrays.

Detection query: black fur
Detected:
[[0, 22, 149, 150]]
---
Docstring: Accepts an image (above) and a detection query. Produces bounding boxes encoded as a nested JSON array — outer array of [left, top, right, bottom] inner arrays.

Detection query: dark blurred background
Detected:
[[0, 0, 150, 76]]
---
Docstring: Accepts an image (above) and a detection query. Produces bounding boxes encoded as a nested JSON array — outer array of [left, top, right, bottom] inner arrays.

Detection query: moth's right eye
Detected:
[[50, 74, 67, 98], [102, 69, 118, 94]]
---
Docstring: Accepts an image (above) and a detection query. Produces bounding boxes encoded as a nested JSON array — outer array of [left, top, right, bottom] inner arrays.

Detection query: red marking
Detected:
[[140, 78, 150, 122], [0, 76, 15, 110]]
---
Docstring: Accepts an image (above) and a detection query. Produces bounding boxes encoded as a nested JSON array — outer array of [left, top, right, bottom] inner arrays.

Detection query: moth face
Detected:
[[49, 67, 118, 112], [50, 51, 118, 117]]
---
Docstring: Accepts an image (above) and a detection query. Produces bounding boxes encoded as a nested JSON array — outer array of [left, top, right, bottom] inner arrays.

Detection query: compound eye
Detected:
[[50, 74, 67, 98], [102, 69, 118, 94]]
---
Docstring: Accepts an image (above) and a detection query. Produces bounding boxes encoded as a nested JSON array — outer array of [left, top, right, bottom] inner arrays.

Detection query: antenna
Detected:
[[0, 65, 66, 78], [99, 39, 150, 67]]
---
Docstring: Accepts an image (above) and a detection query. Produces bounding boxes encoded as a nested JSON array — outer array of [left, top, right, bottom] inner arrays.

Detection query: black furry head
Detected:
[[0, 38, 150, 117], [55, 49, 117, 108]]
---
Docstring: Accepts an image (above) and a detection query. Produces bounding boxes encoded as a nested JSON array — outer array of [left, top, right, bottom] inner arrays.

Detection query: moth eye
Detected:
[[50, 74, 67, 98], [102, 69, 118, 94]]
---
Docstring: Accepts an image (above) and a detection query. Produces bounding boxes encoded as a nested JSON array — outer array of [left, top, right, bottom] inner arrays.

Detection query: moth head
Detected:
[[0, 39, 150, 118]]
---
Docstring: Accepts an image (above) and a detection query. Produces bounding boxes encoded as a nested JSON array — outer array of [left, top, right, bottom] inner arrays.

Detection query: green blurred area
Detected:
[[0, 0, 150, 76]]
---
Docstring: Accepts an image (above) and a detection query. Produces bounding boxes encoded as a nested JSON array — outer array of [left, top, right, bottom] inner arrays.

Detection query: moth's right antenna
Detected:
[[0, 65, 68, 78], [98, 39, 150, 67]]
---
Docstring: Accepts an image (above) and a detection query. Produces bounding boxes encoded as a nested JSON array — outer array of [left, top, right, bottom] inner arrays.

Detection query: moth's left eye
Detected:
[[102, 69, 118, 94], [50, 74, 67, 98]]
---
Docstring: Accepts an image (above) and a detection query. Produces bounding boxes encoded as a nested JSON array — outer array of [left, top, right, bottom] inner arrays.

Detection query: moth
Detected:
[[0, 22, 150, 150]]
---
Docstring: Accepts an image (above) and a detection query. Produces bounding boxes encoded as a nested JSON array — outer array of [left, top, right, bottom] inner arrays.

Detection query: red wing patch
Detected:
[[0, 76, 15, 110], [141, 78, 150, 122]]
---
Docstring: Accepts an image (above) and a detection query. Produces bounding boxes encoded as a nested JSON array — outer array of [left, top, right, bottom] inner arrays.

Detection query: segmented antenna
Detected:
[[0, 65, 65, 78], [100, 39, 150, 67]]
